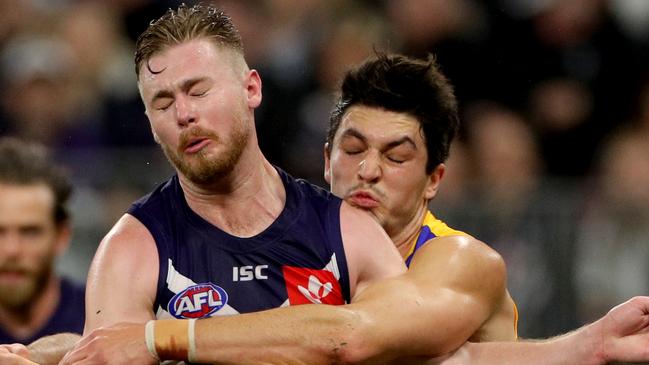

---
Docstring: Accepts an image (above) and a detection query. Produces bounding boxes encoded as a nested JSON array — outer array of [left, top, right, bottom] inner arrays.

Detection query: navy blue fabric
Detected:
[[127, 167, 351, 318]]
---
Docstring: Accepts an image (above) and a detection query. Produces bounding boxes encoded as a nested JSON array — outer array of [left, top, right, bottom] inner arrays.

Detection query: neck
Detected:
[[390, 204, 430, 259], [179, 151, 285, 238], [0, 274, 60, 340]]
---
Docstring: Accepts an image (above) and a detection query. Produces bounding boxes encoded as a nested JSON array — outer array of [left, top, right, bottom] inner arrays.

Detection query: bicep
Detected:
[[347, 236, 508, 358], [399, 237, 508, 350], [83, 214, 159, 334]]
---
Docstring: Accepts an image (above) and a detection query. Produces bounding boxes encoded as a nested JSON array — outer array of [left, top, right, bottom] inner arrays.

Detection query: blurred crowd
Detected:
[[1, 0, 648, 339]]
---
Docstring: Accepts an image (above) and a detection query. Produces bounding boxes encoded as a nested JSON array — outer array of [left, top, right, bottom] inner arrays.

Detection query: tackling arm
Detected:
[[187, 221, 510, 364], [431, 296, 649, 365]]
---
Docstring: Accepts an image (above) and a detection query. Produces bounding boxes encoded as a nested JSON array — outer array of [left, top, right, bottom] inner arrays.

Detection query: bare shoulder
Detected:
[[407, 235, 516, 341], [408, 234, 507, 293], [102, 213, 155, 247], [93, 214, 156, 262], [85, 214, 158, 331]]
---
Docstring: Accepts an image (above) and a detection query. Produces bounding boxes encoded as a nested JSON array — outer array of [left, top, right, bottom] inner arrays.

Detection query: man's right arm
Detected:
[[82, 214, 159, 332], [432, 296, 649, 365], [16, 214, 160, 365]]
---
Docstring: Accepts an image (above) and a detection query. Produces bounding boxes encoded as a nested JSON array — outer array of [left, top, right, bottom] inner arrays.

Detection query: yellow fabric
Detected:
[[404, 210, 468, 261]]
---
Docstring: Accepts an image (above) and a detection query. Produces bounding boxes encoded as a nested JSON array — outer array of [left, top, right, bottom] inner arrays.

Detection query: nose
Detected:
[[358, 152, 382, 183], [0, 231, 21, 258], [175, 95, 197, 127]]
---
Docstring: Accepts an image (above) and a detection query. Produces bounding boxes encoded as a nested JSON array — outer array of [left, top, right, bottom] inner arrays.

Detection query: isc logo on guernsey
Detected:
[[168, 283, 228, 319]]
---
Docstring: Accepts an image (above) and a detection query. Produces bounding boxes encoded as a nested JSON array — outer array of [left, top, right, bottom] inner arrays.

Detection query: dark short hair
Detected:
[[326, 53, 460, 174], [134, 3, 243, 79], [0, 137, 72, 225]]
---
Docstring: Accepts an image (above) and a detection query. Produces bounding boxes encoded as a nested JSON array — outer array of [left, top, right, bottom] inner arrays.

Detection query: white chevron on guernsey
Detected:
[[325, 253, 341, 280], [156, 259, 240, 318]]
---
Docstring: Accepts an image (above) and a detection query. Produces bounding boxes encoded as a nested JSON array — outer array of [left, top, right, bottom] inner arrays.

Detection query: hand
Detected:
[[0, 345, 37, 364], [59, 323, 157, 365], [599, 296, 649, 363]]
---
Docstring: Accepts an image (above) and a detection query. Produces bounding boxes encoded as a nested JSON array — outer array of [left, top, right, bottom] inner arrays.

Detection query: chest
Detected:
[[154, 224, 348, 319]]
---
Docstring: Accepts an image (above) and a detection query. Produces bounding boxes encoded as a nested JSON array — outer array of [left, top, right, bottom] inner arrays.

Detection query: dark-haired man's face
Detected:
[[325, 105, 441, 241], [0, 183, 67, 309]]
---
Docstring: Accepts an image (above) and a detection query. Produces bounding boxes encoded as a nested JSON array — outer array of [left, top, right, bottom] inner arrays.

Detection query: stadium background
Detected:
[[1, 0, 648, 340]]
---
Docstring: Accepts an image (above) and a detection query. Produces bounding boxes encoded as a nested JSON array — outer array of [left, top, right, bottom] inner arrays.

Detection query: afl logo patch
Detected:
[[168, 283, 228, 319]]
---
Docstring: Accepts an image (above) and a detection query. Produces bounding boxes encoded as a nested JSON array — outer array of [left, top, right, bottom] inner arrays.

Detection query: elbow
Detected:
[[326, 311, 384, 365]]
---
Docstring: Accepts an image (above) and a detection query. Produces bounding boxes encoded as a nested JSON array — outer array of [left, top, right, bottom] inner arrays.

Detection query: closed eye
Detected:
[[190, 90, 208, 97], [387, 156, 405, 163], [156, 101, 173, 111]]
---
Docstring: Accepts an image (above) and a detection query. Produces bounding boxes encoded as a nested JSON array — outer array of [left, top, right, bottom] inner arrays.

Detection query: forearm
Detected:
[[153, 280, 489, 364], [27, 333, 81, 365], [435, 325, 604, 365], [153, 304, 377, 365]]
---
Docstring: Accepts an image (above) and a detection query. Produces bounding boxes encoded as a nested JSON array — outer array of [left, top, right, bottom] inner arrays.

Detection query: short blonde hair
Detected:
[[134, 3, 243, 80]]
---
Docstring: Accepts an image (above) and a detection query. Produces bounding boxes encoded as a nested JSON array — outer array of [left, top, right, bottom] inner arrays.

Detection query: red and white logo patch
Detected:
[[283, 266, 344, 305]]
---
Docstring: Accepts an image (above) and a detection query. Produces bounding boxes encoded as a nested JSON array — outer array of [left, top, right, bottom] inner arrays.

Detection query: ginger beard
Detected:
[[160, 121, 250, 185]]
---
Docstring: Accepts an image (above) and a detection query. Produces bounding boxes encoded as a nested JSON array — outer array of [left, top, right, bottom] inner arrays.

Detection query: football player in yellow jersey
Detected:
[[322, 53, 518, 345]]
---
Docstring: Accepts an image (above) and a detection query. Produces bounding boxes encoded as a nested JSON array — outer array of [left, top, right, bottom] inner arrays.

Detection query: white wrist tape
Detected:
[[145, 320, 160, 360], [187, 318, 197, 363]]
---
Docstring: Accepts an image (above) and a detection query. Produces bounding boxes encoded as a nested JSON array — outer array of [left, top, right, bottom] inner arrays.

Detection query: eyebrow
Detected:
[[340, 128, 417, 151], [149, 77, 209, 104]]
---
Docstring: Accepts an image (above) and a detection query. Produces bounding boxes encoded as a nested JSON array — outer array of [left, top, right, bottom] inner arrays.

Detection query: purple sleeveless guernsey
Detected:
[[127, 168, 351, 320]]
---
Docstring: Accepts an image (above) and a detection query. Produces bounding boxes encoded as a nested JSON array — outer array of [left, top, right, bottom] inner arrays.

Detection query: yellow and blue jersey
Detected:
[[404, 210, 519, 336], [404, 210, 468, 267]]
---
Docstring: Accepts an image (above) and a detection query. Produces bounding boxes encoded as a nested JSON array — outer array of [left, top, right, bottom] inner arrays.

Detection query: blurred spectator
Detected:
[[0, 34, 96, 146], [430, 140, 472, 211], [55, 1, 150, 147], [575, 128, 649, 324], [383, 0, 492, 104], [0, 137, 84, 344], [490, 0, 646, 176], [445, 102, 580, 337], [528, 78, 595, 176], [0, 0, 39, 47], [286, 2, 390, 186]]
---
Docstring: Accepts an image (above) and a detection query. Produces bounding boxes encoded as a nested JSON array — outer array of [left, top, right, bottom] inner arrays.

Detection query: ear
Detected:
[[247, 69, 262, 109], [424, 164, 445, 200], [323, 143, 332, 185], [53, 221, 72, 257]]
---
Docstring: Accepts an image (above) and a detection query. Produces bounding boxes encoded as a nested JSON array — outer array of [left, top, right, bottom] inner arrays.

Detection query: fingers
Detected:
[[1, 343, 29, 357], [0, 351, 38, 365], [59, 342, 89, 365], [7, 343, 30, 358]]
